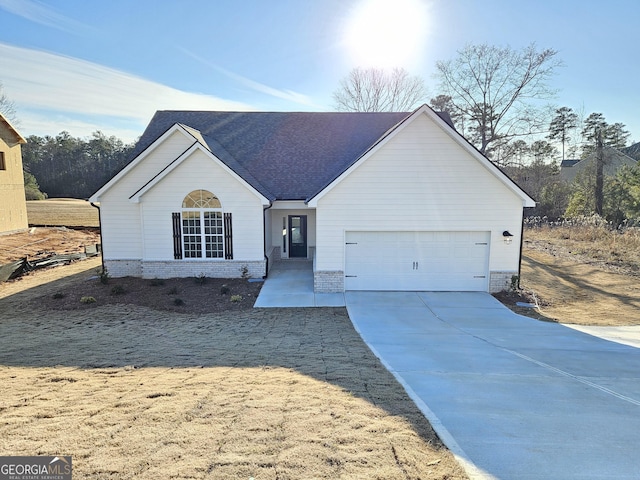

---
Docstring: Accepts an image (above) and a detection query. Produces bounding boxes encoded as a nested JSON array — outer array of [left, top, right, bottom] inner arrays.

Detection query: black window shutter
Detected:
[[224, 212, 233, 260], [172, 212, 182, 259]]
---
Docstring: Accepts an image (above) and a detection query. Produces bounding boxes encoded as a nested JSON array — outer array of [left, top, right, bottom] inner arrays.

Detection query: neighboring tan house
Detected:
[[0, 113, 28, 234], [90, 105, 535, 293], [560, 146, 638, 183]]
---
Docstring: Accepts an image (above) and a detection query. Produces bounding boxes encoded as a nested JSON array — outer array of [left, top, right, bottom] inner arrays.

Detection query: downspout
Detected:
[[517, 212, 525, 289], [90, 202, 105, 273], [262, 202, 273, 279]]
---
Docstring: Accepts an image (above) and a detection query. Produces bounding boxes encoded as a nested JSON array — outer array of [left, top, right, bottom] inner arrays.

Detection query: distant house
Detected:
[[622, 142, 640, 161], [0, 113, 28, 234], [560, 147, 637, 183], [90, 105, 535, 293]]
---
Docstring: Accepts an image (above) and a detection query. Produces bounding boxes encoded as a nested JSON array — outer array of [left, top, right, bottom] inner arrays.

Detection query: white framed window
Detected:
[[181, 190, 224, 259]]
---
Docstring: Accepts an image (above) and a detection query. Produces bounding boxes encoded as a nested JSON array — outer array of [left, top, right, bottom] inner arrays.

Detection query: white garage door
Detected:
[[345, 231, 490, 291]]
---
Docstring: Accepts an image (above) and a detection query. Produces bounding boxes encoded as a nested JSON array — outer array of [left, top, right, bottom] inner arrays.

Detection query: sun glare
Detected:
[[344, 0, 428, 69]]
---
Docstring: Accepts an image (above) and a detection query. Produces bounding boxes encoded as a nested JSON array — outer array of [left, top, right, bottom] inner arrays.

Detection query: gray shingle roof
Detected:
[[560, 146, 638, 182], [132, 111, 417, 201]]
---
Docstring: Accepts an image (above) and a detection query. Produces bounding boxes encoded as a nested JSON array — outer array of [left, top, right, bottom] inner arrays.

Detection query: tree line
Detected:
[[1, 82, 134, 199], [21, 131, 134, 199]]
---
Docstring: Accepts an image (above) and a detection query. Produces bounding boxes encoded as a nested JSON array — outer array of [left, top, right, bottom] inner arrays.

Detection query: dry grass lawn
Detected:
[[518, 225, 640, 326], [27, 198, 100, 227], [0, 261, 466, 480]]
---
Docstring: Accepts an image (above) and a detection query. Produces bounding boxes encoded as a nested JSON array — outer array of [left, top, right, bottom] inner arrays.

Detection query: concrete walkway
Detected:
[[253, 261, 345, 307], [346, 291, 640, 480]]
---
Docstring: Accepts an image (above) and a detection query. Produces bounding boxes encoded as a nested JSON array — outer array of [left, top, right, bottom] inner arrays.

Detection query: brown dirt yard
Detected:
[[0, 226, 100, 265], [0, 259, 466, 480]]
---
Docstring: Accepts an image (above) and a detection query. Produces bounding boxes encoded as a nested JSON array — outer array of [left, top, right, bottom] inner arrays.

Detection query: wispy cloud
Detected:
[[0, 42, 254, 141], [0, 0, 88, 33], [179, 47, 320, 108]]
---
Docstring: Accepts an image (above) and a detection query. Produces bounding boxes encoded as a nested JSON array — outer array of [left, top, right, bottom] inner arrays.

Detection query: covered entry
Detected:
[[344, 231, 490, 291]]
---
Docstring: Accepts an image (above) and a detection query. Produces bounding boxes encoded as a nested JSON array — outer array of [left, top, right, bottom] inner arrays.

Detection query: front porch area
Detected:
[[253, 260, 345, 308]]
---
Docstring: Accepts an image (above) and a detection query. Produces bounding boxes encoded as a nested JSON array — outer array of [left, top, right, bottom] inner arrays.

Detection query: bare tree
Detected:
[[0, 82, 18, 123], [435, 43, 562, 158], [333, 67, 427, 112]]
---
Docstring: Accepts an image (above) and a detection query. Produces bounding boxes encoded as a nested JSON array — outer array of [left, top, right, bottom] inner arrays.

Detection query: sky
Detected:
[[0, 0, 638, 145]]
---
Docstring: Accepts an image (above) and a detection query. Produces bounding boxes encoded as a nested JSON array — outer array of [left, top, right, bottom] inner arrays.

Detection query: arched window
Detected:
[[182, 189, 222, 209], [181, 190, 224, 258]]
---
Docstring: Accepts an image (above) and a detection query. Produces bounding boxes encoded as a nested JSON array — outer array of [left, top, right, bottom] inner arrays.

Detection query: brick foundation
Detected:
[[104, 259, 266, 279], [489, 271, 518, 293], [314, 270, 344, 293], [104, 259, 142, 277]]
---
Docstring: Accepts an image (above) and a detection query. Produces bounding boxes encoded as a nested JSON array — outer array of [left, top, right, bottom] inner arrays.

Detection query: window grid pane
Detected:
[[182, 211, 224, 258], [204, 212, 224, 258]]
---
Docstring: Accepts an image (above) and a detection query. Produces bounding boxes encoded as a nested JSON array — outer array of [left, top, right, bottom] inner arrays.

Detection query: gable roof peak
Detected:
[[0, 112, 27, 144]]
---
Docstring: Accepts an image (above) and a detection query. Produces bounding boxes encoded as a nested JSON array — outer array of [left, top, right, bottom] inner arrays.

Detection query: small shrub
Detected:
[[240, 265, 250, 279], [98, 268, 110, 285], [194, 273, 207, 285], [80, 296, 96, 304], [173, 298, 185, 306], [149, 278, 165, 286], [52, 292, 65, 299], [111, 285, 126, 295], [168, 286, 179, 295], [230, 294, 242, 303], [509, 275, 520, 292], [220, 285, 230, 295]]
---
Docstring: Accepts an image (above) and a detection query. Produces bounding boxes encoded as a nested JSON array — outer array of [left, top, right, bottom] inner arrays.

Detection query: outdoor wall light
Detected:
[[503, 230, 514, 245]]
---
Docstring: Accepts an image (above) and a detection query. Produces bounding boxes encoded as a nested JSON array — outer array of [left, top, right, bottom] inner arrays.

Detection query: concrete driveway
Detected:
[[345, 291, 640, 480]]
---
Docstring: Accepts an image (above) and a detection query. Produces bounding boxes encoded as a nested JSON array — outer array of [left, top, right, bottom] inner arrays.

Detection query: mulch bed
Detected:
[[492, 288, 554, 322], [39, 275, 263, 314]]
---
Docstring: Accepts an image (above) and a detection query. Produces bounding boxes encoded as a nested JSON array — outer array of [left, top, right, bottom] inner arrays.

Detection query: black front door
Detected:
[[288, 215, 307, 258]]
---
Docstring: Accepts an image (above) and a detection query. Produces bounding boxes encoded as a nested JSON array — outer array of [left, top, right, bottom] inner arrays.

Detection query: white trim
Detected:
[[308, 105, 536, 208], [127, 142, 270, 205], [89, 123, 197, 202], [181, 210, 225, 260], [270, 200, 311, 210]]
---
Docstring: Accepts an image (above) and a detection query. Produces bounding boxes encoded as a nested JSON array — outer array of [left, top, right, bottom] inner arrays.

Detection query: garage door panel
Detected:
[[345, 231, 490, 291]]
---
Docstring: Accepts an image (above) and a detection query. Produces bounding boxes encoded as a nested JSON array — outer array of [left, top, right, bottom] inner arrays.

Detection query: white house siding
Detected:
[[315, 112, 525, 292], [99, 131, 196, 276], [138, 149, 266, 278], [98, 130, 266, 278]]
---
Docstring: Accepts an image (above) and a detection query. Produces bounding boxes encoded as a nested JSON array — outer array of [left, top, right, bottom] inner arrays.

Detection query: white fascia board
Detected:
[[89, 123, 194, 202], [128, 142, 270, 205]]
